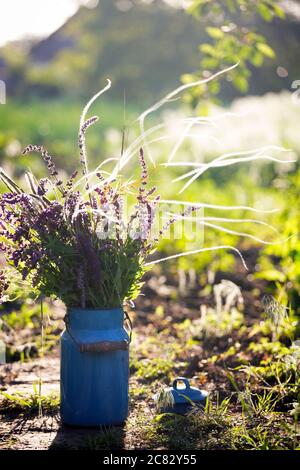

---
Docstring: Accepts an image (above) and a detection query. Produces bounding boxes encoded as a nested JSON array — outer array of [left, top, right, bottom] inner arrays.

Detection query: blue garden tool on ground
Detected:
[[155, 377, 208, 414], [60, 307, 130, 427]]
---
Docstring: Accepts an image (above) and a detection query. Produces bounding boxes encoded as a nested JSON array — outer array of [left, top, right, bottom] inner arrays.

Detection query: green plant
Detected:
[[257, 172, 300, 315], [0, 386, 59, 415], [175, 280, 244, 339], [184, 0, 285, 105], [152, 395, 231, 450], [202, 393, 231, 421], [85, 426, 124, 450], [243, 341, 300, 401], [235, 423, 284, 450], [134, 357, 175, 381], [260, 294, 297, 341], [227, 370, 280, 417]]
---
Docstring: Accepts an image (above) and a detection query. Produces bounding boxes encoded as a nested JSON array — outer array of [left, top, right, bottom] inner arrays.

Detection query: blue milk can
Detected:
[[60, 307, 129, 426]]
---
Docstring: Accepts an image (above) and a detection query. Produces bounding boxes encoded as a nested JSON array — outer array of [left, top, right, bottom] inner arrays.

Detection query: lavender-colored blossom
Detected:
[[66, 170, 78, 191], [22, 145, 65, 193], [37, 178, 50, 196], [0, 270, 8, 303], [139, 148, 147, 184], [0, 112, 161, 308], [78, 116, 99, 179], [157, 205, 197, 240]]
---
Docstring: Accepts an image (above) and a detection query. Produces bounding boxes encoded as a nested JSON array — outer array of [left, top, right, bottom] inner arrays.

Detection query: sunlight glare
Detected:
[[0, 0, 86, 46]]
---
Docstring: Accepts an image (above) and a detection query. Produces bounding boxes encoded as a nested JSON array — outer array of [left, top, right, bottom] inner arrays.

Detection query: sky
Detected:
[[0, 0, 299, 47], [0, 0, 189, 47], [0, 0, 99, 46]]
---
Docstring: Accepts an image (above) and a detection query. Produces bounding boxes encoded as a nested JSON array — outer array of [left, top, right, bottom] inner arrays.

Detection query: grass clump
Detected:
[[0, 389, 59, 415]]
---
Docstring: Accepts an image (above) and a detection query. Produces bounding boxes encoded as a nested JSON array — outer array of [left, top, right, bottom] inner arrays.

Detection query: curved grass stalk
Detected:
[[162, 213, 279, 233], [120, 123, 165, 167], [25, 172, 38, 195], [85, 124, 221, 196], [85, 122, 171, 194], [161, 151, 297, 169], [78, 80, 111, 200], [175, 149, 294, 191], [173, 154, 296, 186], [145, 245, 248, 270], [158, 199, 279, 214], [185, 145, 292, 171], [83, 123, 165, 194], [158, 146, 293, 189], [160, 214, 280, 245], [182, 110, 251, 125], [119, 131, 222, 172], [145, 133, 222, 151], [86, 111, 228, 191], [167, 120, 196, 163], [79, 79, 111, 129], [113, 116, 223, 183], [199, 221, 278, 245], [165, 116, 232, 163], [118, 119, 217, 169], [138, 63, 239, 163], [0, 167, 23, 194], [178, 110, 253, 131]]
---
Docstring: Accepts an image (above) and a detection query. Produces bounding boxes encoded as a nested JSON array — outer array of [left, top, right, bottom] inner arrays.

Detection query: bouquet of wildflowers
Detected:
[[0, 70, 293, 309], [0, 139, 162, 308], [0, 83, 198, 308]]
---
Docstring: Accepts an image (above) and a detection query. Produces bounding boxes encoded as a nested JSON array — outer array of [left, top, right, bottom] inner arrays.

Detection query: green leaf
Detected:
[[208, 80, 220, 94], [258, 269, 286, 282], [225, 0, 236, 14], [200, 43, 218, 57], [257, 42, 275, 59], [257, 4, 273, 22], [273, 4, 285, 19], [187, 0, 212, 17], [232, 74, 249, 93], [250, 52, 264, 67], [206, 27, 224, 39]]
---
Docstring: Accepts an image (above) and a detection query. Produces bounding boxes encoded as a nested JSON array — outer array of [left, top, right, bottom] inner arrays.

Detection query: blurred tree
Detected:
[[1, 0, 298, 104], [183, 0, 286, 108], [22, 0, 203, 103]]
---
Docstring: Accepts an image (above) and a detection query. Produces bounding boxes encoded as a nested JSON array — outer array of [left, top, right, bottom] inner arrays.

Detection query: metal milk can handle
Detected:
[[172, 377, 190, 390], [64, 311, 132, 353], [79, 340, 129, 353]]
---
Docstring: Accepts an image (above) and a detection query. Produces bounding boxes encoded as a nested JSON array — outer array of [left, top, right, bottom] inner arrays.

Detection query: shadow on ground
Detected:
[[49, 422, 126, 450]]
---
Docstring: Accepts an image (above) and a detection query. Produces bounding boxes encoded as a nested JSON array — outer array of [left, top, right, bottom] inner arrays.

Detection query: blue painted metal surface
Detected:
[[60, 307, 129, 427], [156, 377, 208, 414]]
